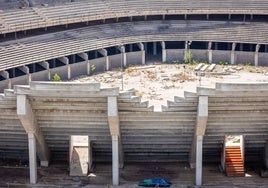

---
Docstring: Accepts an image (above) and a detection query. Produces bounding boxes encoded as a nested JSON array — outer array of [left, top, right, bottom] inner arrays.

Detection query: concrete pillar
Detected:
[[28, 132, 37, 184], [206, 14, 209, 20], [153, 42, 157, 55], [108, 96, 122, 185], [162, 15, 166, 20], [58, 57, 70, 79], [138, 43, 145, 65], [215, 42, 218, 50], [231, 43, 236, 65], [118, 46, 126, 67], [228, 14, 231, 20], [254, 44, 260, 66], [0, 70, 10, 89], [39, 61, 50, 80], [98, 49, 109, 71], [189, 95, 208, 184], [129, 16, 132, 22], [184, 14, 187, 20], [129, 44, 133, 52], [250, 14, 253, 20], [161, 41, 166, 62], [18, 66, 30, 83], [17, 95, 50, 168], [144, 43, 148, 53], [196, 135, 203, 186], [144, 15, 147, 21], [208, 42, 212, 64], [240, 43, 243, 51], [112, 135, 119, 185]]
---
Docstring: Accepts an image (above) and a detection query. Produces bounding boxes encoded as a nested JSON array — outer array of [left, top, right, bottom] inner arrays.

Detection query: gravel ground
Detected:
[[72, 64, 268, 111]]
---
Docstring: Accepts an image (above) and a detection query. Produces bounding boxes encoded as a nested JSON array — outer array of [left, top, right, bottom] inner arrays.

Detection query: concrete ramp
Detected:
[[69, 135, 91, 176]]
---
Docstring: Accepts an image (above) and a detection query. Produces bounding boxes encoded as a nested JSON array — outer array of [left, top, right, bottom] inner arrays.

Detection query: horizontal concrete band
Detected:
[[1, 20, 268, 71], [1, 0, 268, 34]]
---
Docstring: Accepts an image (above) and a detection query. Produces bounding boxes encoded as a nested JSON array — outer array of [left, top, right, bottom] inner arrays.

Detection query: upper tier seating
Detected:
[[1, 0, 268, 34], [0, 20, 268, 72]]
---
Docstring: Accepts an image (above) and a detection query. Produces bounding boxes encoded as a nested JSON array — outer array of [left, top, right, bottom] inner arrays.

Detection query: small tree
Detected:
[[183, 50, 193, 64], [52, 73, 62, 82]]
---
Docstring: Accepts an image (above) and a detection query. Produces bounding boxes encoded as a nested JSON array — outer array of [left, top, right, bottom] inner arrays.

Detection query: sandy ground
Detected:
[[72, 63, 268, 111]]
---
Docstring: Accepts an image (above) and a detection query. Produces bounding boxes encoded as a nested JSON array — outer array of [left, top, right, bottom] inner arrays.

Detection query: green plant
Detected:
[[183, 50, 193, 64], [245, 61, 251, 66], [218, 61, 229, 65], [52, 73, 62, 82], [90, 64, 96, 74]]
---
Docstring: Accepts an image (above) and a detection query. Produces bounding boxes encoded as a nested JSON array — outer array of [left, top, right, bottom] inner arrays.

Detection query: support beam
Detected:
[[254, 44, 260, 66], [208, 42, 212, 64], [189, 95, 208, 186], [161, 41, 166, 62], [196, 135, 203, 186], [153, 42, 157, 55], [108, 96, 123, 185], [231, 43, 236, 65], [112, 135, 119, 185], [17, 95, 50, 167], [28, 132, 37, 184], [138, 43, 145, 65], [98, 49, 109, 71], [117, 46, 127, 67], [39, 61, 50, 80]]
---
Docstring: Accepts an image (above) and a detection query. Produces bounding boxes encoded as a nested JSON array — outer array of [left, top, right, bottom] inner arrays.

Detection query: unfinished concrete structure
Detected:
[[1, 0, 268, 186], [0, 81, 268, 186]]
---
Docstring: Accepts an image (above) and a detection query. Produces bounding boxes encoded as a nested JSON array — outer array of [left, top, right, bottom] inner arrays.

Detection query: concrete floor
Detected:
[[1, 162, 268, 187]]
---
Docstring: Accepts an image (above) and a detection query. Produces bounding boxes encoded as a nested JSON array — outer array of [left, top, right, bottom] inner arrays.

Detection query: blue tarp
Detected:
[[138, 178, 172, 187]]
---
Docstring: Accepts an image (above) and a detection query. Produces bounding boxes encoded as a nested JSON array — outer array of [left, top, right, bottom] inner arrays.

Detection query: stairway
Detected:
[[225, 146, 245, 177]]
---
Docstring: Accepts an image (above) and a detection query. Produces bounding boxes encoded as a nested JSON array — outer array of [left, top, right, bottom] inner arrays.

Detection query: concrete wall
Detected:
[[11, 75, 28, 89], [235, 51, 254, 65], [31, 70, 49, 81], [166, 49, 184, 63], [70, 61, 87, 79], [109, 54, 121, 70], [191, 49, 208, 62], [50, 66, 68, 81], [89, 57, 106, 73], [212, 50, 230, 64], [0, 79, 9, 92], [259, 53, 268, 66], [126, 51, 143, 65]]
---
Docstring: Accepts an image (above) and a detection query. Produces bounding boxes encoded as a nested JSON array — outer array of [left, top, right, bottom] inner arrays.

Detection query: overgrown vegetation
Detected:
[[90, 64, 96, 75], [52, 73, 62, 82]]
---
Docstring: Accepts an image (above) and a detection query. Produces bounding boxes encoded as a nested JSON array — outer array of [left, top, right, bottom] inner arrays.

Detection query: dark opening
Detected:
[[212, 42, 230, 51], [190, 41, 207, 50], [165, 14, 185, 20], [209, 14, 229, 21], [187, 14, 207, 20], [147, 15, 162, 21], [27, 63, 46, 73], [165, 41, 185, 49]]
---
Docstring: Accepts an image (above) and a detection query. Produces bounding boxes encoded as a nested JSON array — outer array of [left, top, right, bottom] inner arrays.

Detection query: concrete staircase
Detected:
[[225, 146, 245, 177]]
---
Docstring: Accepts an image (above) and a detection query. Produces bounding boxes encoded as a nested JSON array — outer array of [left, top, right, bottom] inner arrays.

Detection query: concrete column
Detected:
[[129, 44, 133, 52], [118, 46, 127, 67], [112, 135, 119, 185], [240, 43, 243, 51], [0, 71, 10, 89], [18, 66, 30, 83], [98, 49, 109, 71], [188, 94, 209, 186], [58, 57, 70, 79], [28, 132, 37, 184], [17, 95, 50, 167], [129, 16, 132, 22], [215, 42, 218, 50], [184, 14, 187, 20], [144, 15, 147, 21], [206, 14, 209, 20], [250, 14, 253, 20], [153, 42, 157, 55], [254, 44, 260, 66], [138, 43, 145, 65], [39, 61, 50, 80], [108, 96, 122, 185], [231, 43, 236, 65], [228, 14, 231, 20], [161, 41, 166, 62], [162, 15, 166, 20], [208, 42, 212, 64], [196, 135, 203, 186]]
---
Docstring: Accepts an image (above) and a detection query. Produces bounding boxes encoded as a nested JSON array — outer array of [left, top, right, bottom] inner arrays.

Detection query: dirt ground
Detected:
[[72, 63, 268, 111]]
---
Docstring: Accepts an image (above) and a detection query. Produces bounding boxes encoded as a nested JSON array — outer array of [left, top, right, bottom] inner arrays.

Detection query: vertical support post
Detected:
[[162, 15, 166, 20], [28, 132, 37, 184], [231, 43, 236, 65], [153, 42, 157, 55], [129, 44, 133, 52], [206, 14, 209, 20], [138, 43, 145, 65], [161, 41, 166, 62], [254, 44, 260, 66], [119, 46, 127, 67], [98, 49, 109, 71], [208, 42, 212, 64], [112, 135, 119, 186], [39, 61, 49, 80], [196, 135, 203, 186]]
